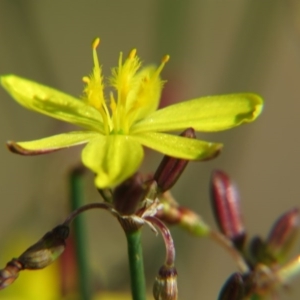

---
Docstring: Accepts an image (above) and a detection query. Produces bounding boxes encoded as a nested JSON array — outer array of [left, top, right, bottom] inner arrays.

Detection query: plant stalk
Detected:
[[125, 229, 146, 300], [70, 167, 92, 300]]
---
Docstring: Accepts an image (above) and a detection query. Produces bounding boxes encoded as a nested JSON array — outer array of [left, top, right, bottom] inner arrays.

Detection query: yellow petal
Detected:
[[1, 75, 104, 133], [131, 93, 263, 134], [131, 132, 222, 160], [7, 131, 100, 155], [82, 135, 143, 188]]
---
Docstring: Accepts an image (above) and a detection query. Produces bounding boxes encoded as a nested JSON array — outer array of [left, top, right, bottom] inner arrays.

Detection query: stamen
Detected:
[[88, 37, 111, 133], [92, 38, 101, 73], [154, 54, 170, 76], [118, 52, 123, 69], [110, 92, 117, 112]]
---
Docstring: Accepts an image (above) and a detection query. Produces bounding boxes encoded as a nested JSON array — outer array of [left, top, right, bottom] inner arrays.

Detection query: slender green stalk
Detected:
[[70, 167, 92, 300], [125, 229, 146, 300]]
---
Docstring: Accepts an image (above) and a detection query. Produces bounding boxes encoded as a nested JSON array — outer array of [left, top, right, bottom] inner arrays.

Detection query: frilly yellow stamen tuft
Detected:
[[82, 37, 110, 134]]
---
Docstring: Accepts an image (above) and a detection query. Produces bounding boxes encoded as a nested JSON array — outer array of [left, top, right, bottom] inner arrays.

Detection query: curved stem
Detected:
[[125, 230, 146, 300], [63, 202, 113, 226], [145, 216, 175, 267], [209, 229, 249, 273]]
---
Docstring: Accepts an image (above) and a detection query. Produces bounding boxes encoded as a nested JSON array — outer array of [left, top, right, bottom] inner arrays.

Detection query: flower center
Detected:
[[82, 37, 169, 135]]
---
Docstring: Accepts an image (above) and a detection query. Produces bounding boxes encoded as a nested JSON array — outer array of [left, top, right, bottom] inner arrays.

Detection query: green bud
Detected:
[[18, 225, 69, 269]]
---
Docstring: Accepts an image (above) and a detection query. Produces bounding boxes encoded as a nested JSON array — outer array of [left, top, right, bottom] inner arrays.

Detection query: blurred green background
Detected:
[[0, 1, 300, 299]]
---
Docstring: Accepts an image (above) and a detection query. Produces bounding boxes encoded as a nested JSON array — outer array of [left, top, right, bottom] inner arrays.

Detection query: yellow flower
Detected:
[[1, 38, 263, 188]]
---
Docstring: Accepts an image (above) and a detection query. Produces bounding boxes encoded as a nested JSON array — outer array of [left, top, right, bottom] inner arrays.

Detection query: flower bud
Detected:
[[153, 265, 178, 300], [156, 193, 210, 236], [178, 206, 210, 236], [154, 128, 195, 193], [248, 236, 274, 265], [218, 272, 245, 300], [266, 207, 299, 261], [113, 172, 146, 215], [210, 170, 246, 249], [156, 193, 182, 225], [18, 224, 69, 269], [0, 259, 22, 290]]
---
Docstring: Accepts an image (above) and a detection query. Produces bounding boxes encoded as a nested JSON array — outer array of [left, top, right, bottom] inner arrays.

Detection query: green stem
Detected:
[[70, 167, 92, 300], [125, 229, 146, 300]]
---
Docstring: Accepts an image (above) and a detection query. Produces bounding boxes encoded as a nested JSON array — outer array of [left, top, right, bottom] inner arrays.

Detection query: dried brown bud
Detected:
[[154, 128, 195, 193], [113, 173, 146, 215], [18, 225, 69, 269], [266, 207, 299, 261], [0, 259, 22, 290], [210, 170, 246, 249], [218, 273, 245, 300], [153, 265, 178, 300]]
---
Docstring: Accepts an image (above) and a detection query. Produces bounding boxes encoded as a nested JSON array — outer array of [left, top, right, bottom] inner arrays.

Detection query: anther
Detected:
[[129, 48, 137, 59], [82, 76, 90, 83], [154, 54, 170, 77], [92, 37, 100, 50], [161, 55, 170, 64]]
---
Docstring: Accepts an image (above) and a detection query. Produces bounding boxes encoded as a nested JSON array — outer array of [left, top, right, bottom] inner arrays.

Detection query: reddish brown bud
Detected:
[[210, 170, 246, 249], [218, 273, 245, 300], [18, 225, 69, 269], [266, 207, 299, 261], [0, 259, 22, 290], [153, 265, 178, 300], [113, 173, 146, 215], [154, 128, 195, 193]]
